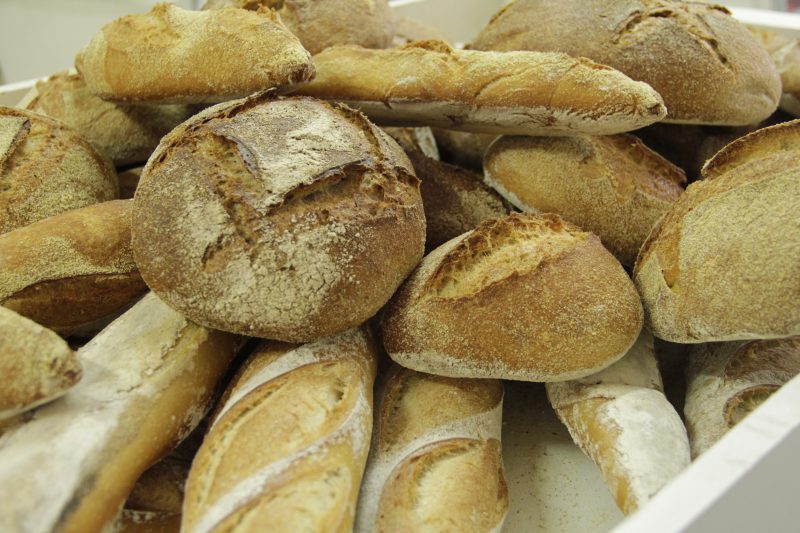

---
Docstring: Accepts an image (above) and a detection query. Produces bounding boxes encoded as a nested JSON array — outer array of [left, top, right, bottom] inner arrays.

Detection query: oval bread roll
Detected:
[[75, 4, 315, 104], [182, 327, 377, 533], [0, 107, 118, 234], [296, 40, 667, 136], [0, 307, 81, 420], [132, 93, 425, 342], [382, 213, 644, 382], [484, 134, 685, 267], [471, 0, 781, 126], [634, 120, 800, 342], [0, 200, 149, 336]]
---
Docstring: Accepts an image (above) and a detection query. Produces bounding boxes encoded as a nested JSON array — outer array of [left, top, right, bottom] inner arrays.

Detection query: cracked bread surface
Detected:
[[471, 0, 781, 125], [382, 213, 643, 382], [132, 93, 425, 342]]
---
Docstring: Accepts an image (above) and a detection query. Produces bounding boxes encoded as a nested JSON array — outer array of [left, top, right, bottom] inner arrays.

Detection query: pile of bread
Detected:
[[1, 1, 799, 532]]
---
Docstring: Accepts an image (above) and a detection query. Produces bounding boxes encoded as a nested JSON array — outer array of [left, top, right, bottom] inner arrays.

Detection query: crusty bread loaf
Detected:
[[431, 129, 497, 171], [0, 107, 117, 233], [132, 92, 425, 342], [182, 327, 377, 533], [471, 0, 781, 126], [383, 126, 440, 159], [382, 213, 643, 381], [750, 28, 800, 96], [203, 0, 394, 55], [546, 332, 691, 515], [685, 337, 800, 458], [0, 200, 148, 336], [356, 365, 507, 533], [75, 4, 315, 104], [484, 134, 685, 266], [0, 293, 239, 533], [406, 150, 511, 251], [295, 40, 666, 135], [24, 72, 196, 166], [634, 120, 800, 342], [0, 306, 81, 420]]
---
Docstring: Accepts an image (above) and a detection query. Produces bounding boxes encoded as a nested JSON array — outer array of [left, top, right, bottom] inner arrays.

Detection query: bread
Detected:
[[392, 16, 449, 46], [0, 200, 149, 336], [471, 0, 781, 126], [546, 332, 691, 515], [484, 134, 685, 267], [685, 337, 800, 458], [750, 28, 800, 96], [431, 129, 497, 171], [126, 455, 189, 514], [75, 4, 315, 104], [382, 213, 643, 381], [202, 0, 394, 55], [132, 92, 425, 342], [406, 150, 511, 250], [119, 166, 143, 200], [634, 120, 800, 342], [24, 72, 196, 166], [0, 293, 240, 533], [182, 327, 377, 533], [356, 365, 507, 533], [295, 40, 667, 135], [0, 306, 81, 420], [0, 107, 117, 234], [382, 126, 440, 159]]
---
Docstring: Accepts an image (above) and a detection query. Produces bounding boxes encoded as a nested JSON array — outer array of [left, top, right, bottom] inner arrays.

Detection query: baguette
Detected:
[[0, 306, 81, 420], [685, 337, 800, 458], [0, 200, 148, 336], [0, 293, 239, 533], [546, 332, 691, 514], [356, 365, 507, 533], [295, 40, 667, 136], [182, 327, 377, 533], [75, 4, 315, 104]]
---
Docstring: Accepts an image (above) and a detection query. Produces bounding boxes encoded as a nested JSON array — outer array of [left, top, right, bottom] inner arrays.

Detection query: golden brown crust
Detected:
[[75, 4, 315, 104], [471, 0, 781, 126], [203, 0, 394, 54], [382, 213, 644, 381], [132, 93, 425, 342], [27, 72, 197, 166], [634, 120, 800, 342], [484, 134, 685, 266], [295, 41, 666, 135], [0, 107, 118, 234], [0, 200, 148, 336], [0, 307, 81, 420]]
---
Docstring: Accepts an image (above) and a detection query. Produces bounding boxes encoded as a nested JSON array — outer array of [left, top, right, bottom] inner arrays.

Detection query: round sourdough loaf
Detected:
[[471, 0, 781, 126], [634, 120, 800, 342], [0, 107, 118, 234], [382, 213, 643, 382], [132, 93, 426, 342], [484, 134, 685, 267]]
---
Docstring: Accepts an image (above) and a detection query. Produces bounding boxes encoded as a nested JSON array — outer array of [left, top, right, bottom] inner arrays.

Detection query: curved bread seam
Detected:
[[354, 398, 503, 533], [191, 386, 371, 533]]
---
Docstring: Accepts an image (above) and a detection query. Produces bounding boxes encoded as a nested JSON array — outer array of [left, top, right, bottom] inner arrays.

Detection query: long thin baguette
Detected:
[[182, 327, 377, 533], [546, 333, 691, 515], [0, 293, 239, 533], [295, 40, 666, 136]]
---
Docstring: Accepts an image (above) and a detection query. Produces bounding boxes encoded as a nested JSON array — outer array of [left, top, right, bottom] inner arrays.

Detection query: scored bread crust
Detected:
[[295, 40, 666, 136], [182, 327, 377, 533], [26, 72, 197, 166], [634, 120, 800, 342], [0, 200, 148, 336], [356, 365, 507, 533], [75, 4, 315, 104], [0, 107, 118, 234], [203, 0, 394, 55], [0, 307, 81, 420], [382, 213, 644, 382], [484, 134, 685, 267], [685, 337, 800, 458], [132, 92, 425, 342], [471, 0, 781, 126]]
